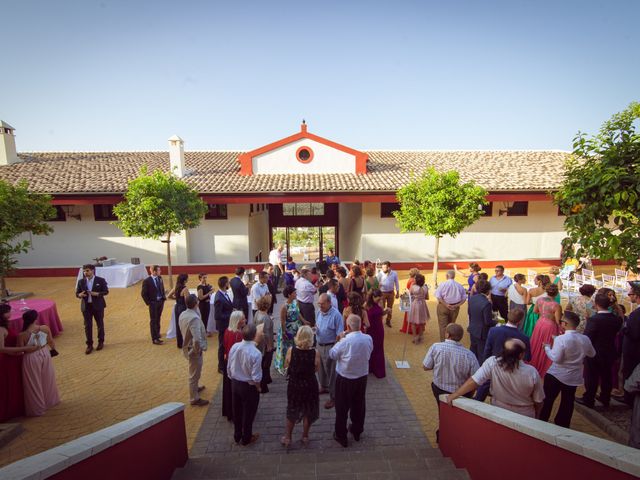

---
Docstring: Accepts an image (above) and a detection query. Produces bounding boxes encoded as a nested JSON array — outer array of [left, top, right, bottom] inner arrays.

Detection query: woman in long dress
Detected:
[[366, 289, 387, 378], [0, 304, 38, 421], [275, 286, 308, 374], [565, 284, 596, 333], [408, 273, 430, 344], [529, 284, 563, 377], [196, 273, 213, 329], [169, 273, 189, 349], [522, 275, 550, 337], [400, 268, 419, 334], [222, 311, 245, 421], [17, 309, 60, 417], [281, 326, 320, 448]]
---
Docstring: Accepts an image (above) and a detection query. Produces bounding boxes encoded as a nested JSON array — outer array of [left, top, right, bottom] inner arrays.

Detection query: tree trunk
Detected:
[[433, 236, 440, 288], [0, 276, 7, 299], [166, 231, 173, 289]]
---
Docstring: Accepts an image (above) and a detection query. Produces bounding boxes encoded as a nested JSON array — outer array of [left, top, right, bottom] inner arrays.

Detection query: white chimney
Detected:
[[168, 134, 185, 177], [0, 121, 19, 166]]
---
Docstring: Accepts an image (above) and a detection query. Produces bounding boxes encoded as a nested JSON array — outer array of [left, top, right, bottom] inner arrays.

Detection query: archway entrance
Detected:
[[269, 203, 338, 266]]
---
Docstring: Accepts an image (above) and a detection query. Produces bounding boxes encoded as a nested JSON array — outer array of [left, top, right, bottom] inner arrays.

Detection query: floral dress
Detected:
[[275, 300, 303, 374]]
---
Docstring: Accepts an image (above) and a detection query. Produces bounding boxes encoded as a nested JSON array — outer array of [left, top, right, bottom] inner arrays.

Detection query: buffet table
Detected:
[[8, 299, 64, 336], [76, 263, 148, 288]]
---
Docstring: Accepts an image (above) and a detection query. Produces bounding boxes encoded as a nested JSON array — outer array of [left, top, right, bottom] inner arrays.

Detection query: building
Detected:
[[0, 121, 569, 271]]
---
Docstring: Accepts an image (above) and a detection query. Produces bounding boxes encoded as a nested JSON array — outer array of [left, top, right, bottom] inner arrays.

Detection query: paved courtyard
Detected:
[[0, 269, 614, 469]]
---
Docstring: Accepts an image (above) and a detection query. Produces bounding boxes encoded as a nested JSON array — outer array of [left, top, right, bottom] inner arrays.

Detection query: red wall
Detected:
[[48, 411, 188, 480], [438, 403, 636, 480]]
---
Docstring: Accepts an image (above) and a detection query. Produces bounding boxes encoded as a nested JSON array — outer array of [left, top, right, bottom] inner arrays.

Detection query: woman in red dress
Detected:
[[0, 303, 38, 421], [400, 268, 420, 334]]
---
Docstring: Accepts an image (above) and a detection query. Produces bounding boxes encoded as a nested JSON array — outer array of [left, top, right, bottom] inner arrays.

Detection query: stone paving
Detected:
[[0, 269, 616, 470]]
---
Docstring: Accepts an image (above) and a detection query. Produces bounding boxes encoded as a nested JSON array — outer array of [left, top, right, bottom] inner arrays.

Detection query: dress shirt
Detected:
[[435, 280, 467, 305], [377, 270, 400, 293], [315, 307, 344, 345], [328, 291, 339, 310], [86, 275, 94, 303], [250, 282, 270, 309], [545, 330, 596, 386], [227, 340, 263, 384], [330, 331, 373, 379], [472, 356, 544, 417], [295, 277, 317, 303], [326, 255, 341, 266], [179, 308, 208, 359], [423, 340, 479, 392], [489, 275, 512, 296], [268, 249, 281, 267]]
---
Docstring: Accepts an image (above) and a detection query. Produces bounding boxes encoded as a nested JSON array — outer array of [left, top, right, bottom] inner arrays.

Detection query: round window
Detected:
[[296, 146, 314, 164]]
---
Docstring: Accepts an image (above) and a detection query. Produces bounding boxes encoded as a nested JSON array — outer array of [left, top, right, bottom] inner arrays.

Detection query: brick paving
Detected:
[[0, 269, 617, 472]]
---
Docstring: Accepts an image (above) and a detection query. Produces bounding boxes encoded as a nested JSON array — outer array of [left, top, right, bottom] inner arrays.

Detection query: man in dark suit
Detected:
[[577, 292, 624, 408], [623, 282, 640, 392], [214, 275, 234, 374], [230, 267, 249, 319], [75, 264, 109, 354], [264, 262, 278, 315], [467, 279, 496, 363], [475, 308, 531, 401], [141, 264, 166, 345]]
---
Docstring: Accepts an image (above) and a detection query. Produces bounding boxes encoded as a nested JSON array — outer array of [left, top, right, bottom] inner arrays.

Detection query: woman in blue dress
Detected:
[[284, 256, 297, 288]]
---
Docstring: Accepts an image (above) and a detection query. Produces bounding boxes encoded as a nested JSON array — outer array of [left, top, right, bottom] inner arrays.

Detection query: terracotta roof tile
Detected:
[[0, 150, 569, 194]]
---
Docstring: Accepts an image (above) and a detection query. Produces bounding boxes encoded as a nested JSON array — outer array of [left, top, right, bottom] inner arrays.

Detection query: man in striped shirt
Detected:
[[423, 323, 479, 442]]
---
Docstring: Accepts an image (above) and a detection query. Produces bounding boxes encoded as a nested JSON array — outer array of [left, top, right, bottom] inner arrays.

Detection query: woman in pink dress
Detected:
[[529, 283, 563, 377], [408, 274, 430, 344], [17, 309, 60, 417], [0, 304, 38, 421]]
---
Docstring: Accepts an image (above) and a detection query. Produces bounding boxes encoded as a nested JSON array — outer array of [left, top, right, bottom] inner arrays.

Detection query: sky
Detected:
[[1, 0, 639, 152]]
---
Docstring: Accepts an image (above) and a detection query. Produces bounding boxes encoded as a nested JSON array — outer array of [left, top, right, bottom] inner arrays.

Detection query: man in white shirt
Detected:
[[448, 339, 545, 418], [423, 323, 479, 441], [268, 243, 284, 291], [329, 314, 373, 447], [250, 271, 270, 318], [377, 261, 400, 328], [539, 311, 595, 427], [227, 324, 263, 446], [434, 270, 467, 342], [179, 294, 209, 407], [295, 268, 317, 326]]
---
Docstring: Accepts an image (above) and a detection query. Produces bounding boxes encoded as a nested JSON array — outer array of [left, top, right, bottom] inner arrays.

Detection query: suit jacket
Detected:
[[267, 275, 277, 308], [75, 275, 109, 311], [141, 275, 166, 305], [483, 324, 531, 362], [467, 294, 496, 340], [214, 290, 234, 332], [229, 276, 248, 311], [584, 311, 623, 360]]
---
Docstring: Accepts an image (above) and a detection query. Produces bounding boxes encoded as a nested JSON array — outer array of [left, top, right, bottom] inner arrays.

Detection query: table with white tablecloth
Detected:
[[76, 263, 148, 288]]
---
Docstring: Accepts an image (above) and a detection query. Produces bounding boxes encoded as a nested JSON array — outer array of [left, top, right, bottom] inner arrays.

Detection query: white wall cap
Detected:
[[439, 394, 640, 477], [168, 135, 183, 143], [1, 120, 15, 130]]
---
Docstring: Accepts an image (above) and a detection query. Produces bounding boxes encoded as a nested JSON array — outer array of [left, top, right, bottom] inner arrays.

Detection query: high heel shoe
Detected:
[[280, 436, 291, 448], [301, 436, 310, 447]]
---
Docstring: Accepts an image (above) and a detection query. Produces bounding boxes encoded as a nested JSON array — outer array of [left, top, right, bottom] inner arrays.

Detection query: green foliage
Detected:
[[394, 168, 487, 238], [113, 168, 207, 240], [0, 180, 55, 294], [555, 102, 640, 272]]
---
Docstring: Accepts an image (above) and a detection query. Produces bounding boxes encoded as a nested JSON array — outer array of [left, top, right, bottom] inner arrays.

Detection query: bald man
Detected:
[[315, 293, 344, 409]]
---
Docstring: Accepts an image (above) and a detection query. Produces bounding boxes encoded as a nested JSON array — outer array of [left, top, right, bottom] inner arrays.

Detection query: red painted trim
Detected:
[[296, 145, 314, 164], [10, 259, 618, 278], [237, 127, 369, 175], [486, 193, 553, 201], [199, 193, 398, 204], [51, 195, 123, 205], [439, 401, 635, 480], [48, 411, 187, 480]]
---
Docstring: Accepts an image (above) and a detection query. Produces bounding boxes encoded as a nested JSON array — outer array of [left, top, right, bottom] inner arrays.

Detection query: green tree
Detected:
[[394, 168, 487, 287], [113, 168, 207, 287], [555, 102, 640, 272], [0, 180, 55, 298]]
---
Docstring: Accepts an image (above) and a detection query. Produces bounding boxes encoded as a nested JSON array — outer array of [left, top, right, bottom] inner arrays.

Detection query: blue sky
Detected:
[[2, 0, 638, 151]]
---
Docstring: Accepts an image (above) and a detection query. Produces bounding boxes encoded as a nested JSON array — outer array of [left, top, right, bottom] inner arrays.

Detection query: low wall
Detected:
[[0, 403, 187, 480], [438, 395, 639, 480]]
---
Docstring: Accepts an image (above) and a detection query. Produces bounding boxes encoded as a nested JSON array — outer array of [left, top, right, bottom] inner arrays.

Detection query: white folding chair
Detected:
[[615, 268, 629, 289], [601, 274, 616, 288], [582, 268, 595, 283], [526, 269, 537, 286]]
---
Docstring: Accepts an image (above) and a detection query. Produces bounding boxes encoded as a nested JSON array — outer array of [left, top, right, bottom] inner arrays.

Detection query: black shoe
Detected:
[[85, 345, 93, 355], [333, 432, 348, 448], [348, 424, 360, 442], [218, 368, 224, 374], [96, 342, 104, 351], [152, 339, 163, 345], [575, 397, 594, 408]]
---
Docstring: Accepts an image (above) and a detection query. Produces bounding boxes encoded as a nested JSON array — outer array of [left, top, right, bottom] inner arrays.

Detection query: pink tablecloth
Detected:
[[8, 299, 64, 337]]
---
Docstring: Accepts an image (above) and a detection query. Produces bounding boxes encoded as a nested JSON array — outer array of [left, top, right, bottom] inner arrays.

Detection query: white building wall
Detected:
[[360, 201, 566, 261], [248, 206, 270, 262], [253, 138, 356, 174], [188, 204, 250, 263], [338, 203, 362, 261], [15, 204, 170, 267]]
